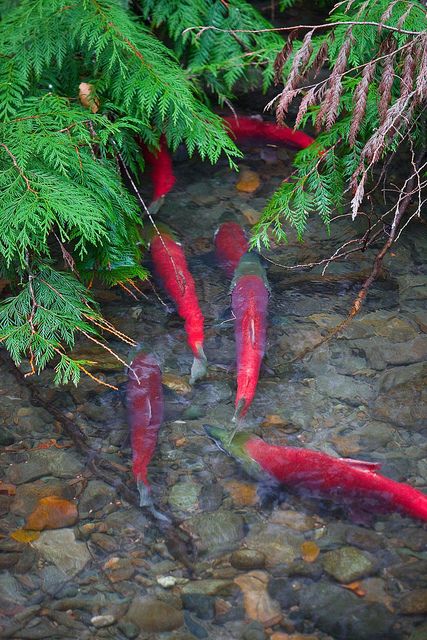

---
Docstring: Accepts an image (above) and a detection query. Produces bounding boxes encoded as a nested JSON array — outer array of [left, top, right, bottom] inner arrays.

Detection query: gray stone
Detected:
[[230, 549, 266, 570], [322, 546, 376, 582], [399, 589, 427, 615], [125, 597, 183, 632], [182, 593, 214, 620], [168, 481, 201, 512], [378, 362, 426, 392], [182, 579, 235, 597], [315, 370, 375, 405], [40, 565, 68, 595], [7, 449, 83, 484], [183, 611, 209, 638], [182, 510, 244, 554], [91, 614, 116, 628], [244, 524, 300, 568], [299, 581, 396, 640], [33, 528, 91, 576], [197, 381, 232, 404], [240, 621, 267, 640], [78, 480, 117, 518], [117, 621, 139, 639], [0, 573, 25, 613]]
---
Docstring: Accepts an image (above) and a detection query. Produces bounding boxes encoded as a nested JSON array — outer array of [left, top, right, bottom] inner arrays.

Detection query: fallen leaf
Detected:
[[242, 207, 261, 226], [33, 439, 70, 450], [341, 581, 366, 597], [261, 414, 288, 428], [0, 481, 16, 496], [224, 480, 258, 506], [236, 170, 261, 193], [24, 496, 78, 530], [300, 540, 320, 563], [234, 570, 282, 626], [79, 82, 99, 113], [175, 437, 187, 447], [10, 529, 40, 543], [162, 373, 192, 394]]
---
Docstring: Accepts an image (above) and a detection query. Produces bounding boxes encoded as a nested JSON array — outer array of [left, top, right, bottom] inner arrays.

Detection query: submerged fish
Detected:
[[223, 115, 314, 150], [148, 223, 207, 383], [127, 352, 164, 507], [214, 220, 249, 279], [141, 116, 314, 204], [140, 135, 176, 204], [205, 426, 427, 522], [232, 252, 269, 419]]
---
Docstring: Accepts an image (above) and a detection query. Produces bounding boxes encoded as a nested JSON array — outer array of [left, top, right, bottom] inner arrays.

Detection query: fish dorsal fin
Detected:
[[146, 397, 152, 422], [250, 318, 256, 347], [339, 457, 382, 472]]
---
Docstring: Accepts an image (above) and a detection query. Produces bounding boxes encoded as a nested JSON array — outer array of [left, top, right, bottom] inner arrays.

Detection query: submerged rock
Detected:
[[234, 570, 282, 627], [125, 597, 184, 632], [181, 509, 244, 554], [168, 481, 201, 512], [230, 549, 266, 571], [299, 581, 396, 640], [33, 528, 91, 576], [322, 546, 376, 583]]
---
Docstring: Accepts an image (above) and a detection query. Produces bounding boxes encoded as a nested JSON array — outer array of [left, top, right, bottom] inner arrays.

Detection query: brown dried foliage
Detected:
[[400, 41, 417, 99], [316, 28, 353, 131], [295, 86, 317, 129], [415, 35, 427, 103], [349, 60, 376, 145], [276, 30, 314, 123], [378, 36, 397, 121], [274, 28, 299, 84]]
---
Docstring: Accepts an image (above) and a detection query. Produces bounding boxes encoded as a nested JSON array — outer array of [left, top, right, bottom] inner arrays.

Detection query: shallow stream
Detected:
[[1, 137, 426, 640]]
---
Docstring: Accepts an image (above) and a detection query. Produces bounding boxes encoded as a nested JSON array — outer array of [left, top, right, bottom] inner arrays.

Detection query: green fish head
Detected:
[[232, 252, 269, 288], [204, 425, 263, 479]]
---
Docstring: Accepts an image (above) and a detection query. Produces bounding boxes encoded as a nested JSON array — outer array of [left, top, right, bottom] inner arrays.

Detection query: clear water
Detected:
[[1, 140, 426, 640]]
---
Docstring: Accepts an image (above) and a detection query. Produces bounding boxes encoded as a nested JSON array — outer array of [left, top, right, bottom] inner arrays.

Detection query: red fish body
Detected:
[[205, 426, 427, 522], [214, 221, 249, 278], [127, 352, 164, 505], [223, 115, 315, 150], [140, 135, 176, 203], [232, 253, 269, 418], [149, 225, 207, 383], [142, 116, 314, 203]]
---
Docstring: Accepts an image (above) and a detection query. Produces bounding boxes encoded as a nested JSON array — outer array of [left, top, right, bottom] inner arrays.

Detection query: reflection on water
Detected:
[[1, 142, 426, 640]]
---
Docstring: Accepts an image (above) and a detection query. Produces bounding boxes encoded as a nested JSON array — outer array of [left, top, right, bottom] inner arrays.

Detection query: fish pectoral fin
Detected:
[[146, 397, 152, 422], [339, 457, 382, 472]]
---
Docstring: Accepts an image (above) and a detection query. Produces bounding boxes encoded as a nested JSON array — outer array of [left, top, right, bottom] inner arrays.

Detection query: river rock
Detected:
[[181, 510, 244, 554], [91, 614, 116, 628], [230, 549, 266, 570], [408, 622, 427, 640], [234, 571, 282, 627], [78, 480, 117, 518], [398, 589, 427, 615], [168, 481, 201, 512], [322, 546, 376, 582], [182, 579, 235, 597], [7, 449, 83, 484], [244, 524, 300, 568], [315, 371, 375, 405], [182, 593, 215, 620], [125, 597, 183, 632], [299, 581, 396, 640], [33, 528, 91, 576], [11, 478, 72, 516]]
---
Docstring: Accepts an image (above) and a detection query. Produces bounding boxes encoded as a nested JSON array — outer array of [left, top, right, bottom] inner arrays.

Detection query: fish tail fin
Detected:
[[137, 479, 152, 508], [233, 397, 246, 422], [189, 345, 207, 384], [148, 196, 165, 216]]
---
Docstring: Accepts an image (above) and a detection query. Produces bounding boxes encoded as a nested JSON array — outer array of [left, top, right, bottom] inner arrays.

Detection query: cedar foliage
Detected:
[[252, 0, 427, 246], [1, 0, 426, 383]]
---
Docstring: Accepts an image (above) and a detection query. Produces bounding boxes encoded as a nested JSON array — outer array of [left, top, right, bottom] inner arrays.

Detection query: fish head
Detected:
[[232, 252, 269, 288], [203, 425, 263, 479]]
